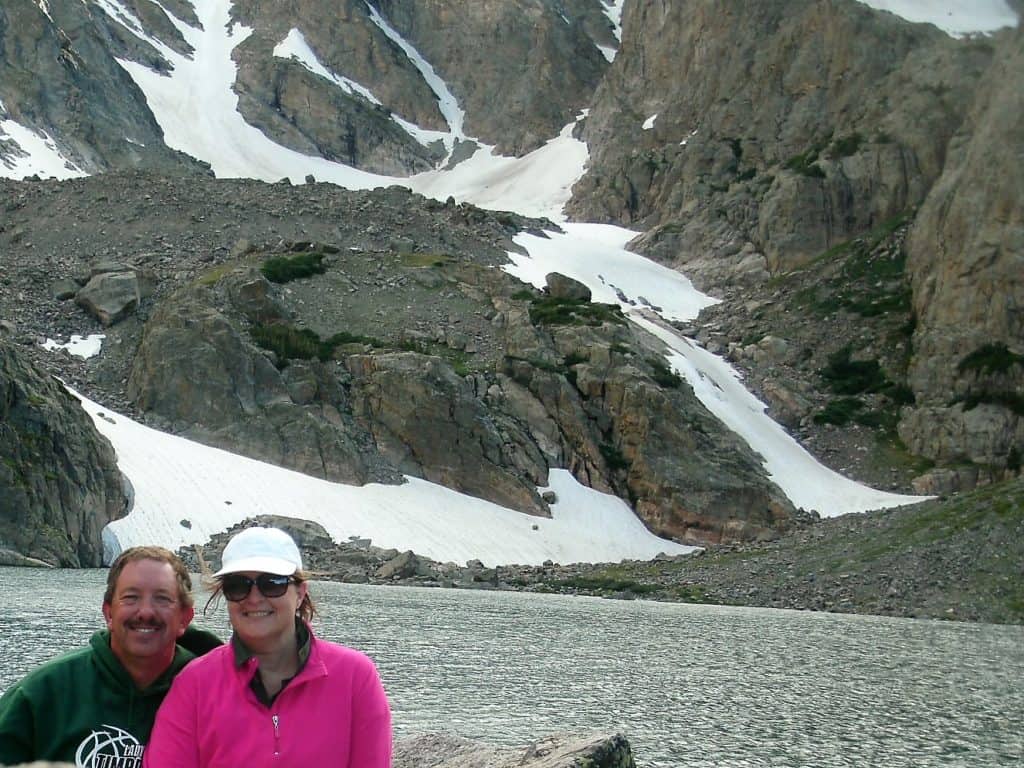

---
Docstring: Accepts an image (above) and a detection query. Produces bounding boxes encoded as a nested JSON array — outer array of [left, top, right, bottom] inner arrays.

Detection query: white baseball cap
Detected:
[[214, 526, 303, 577]]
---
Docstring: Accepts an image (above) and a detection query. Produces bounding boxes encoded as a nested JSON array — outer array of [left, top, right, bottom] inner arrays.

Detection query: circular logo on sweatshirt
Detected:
[[75, 724, 144, 768]]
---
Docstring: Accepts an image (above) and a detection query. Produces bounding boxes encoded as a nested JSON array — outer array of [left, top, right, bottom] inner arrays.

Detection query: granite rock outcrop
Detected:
[[0, 341, 127, 566]]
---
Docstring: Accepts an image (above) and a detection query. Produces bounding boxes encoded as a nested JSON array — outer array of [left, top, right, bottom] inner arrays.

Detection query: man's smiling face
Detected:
[[102, 558, 194, 674]]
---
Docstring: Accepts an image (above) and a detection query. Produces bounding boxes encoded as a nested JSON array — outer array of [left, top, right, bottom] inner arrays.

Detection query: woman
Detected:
[[143, 526, 392, 767]]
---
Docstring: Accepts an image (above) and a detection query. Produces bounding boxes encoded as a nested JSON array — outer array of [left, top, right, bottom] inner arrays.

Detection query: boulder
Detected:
[[75, 269, 154, 326], [392, 732, 635, 768], [0, 341, 128, 566], [545, 272, 592, 302]]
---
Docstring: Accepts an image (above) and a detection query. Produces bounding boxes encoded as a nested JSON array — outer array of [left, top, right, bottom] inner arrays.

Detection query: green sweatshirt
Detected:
[[0, 626, 220, 767]]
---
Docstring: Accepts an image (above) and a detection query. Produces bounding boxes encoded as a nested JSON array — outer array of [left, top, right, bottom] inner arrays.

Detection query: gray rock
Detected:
[[51, 279, 79, 301], [392, 731, 635, 768], [75, 270, 150, 326], [0, 341, 128, 566], [545, 272, 592, 302]]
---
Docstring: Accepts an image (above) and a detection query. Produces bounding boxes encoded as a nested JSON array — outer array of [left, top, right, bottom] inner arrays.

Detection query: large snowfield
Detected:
[[6, 0, 1017, 564]]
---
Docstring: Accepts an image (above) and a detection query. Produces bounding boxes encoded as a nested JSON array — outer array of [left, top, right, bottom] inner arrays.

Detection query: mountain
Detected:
[[0, 0, 1020, 567]]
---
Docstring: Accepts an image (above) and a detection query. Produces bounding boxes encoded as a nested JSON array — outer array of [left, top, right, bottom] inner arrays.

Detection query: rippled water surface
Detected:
[[2, 567, 1022, 766]]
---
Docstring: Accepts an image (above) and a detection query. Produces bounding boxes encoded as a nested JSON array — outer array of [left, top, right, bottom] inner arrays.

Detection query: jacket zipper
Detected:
[[272, 713, 281, 756]]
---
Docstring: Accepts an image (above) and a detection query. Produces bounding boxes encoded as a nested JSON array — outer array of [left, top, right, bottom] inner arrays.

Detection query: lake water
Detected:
[[1, 567, 1021, 767]]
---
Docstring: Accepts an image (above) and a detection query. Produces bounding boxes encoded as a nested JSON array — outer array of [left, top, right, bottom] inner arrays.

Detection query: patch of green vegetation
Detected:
[[725, 137, 743, 161], [563, 352, 588, 367], [511, 289, 536, 301], [891, 480, 1024, 542], [1009, 446, 1021, 473], [820, 347, 889, 395], [609, 342, 632, 356], [736, 168, 757, 182], [959, 391, 1024, 417], [852, 409, 898, 430], [552, 576, 660, 595], [883, 383, 916, 406], [196, 263, 236, 286], [325, 330, 385, 348], [260, 252, 326, 284], [528, 296, 627, 328], [251, 324, 326, 364], [505, 354, 565, 375], [647, 357, 682, 389], [789, 214, 914, 321], [813, 396, 864, 426], [401, 252, 452, 268], [828, 132, 864, 158], [958, 343, 1024, 376], [669, 584, 720, 604], [600, 442, 630, 471], [784, 136, 832, 178]]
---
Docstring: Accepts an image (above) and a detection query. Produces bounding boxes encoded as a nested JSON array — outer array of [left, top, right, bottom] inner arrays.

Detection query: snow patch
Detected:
[[273, 28, 448, 150], [72, 391, 693, 566], [364, 1, 465, 154], [856, 0, 1018, 37], [42, 335, 106, 359], [602, 0, 626, 42], [0, 119, 85, 180]]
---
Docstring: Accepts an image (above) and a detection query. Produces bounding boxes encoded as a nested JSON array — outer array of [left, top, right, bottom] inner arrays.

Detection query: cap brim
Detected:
[[214, 556, 298, 577]]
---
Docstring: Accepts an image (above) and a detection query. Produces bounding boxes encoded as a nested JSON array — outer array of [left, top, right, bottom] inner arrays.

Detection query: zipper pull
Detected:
[[272, 714, 280, 756]]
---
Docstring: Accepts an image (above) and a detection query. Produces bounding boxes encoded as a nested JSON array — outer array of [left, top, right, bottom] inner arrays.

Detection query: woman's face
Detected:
[[224, 571, 307, 651]]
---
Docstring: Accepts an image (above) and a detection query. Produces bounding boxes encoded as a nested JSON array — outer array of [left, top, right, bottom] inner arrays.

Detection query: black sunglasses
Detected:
[[221, 573, 294, 602]]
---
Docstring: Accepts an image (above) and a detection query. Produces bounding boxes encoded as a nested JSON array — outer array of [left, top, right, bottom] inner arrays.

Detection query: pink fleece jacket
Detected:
[[142, 631, 392, 768]]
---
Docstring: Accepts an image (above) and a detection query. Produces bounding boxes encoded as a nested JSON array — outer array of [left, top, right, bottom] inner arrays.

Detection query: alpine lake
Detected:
[[1, 567, 1021, 767]]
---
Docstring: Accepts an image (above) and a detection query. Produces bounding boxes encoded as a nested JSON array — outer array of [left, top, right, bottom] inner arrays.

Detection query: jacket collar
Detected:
[[89, 629, 196, 695]]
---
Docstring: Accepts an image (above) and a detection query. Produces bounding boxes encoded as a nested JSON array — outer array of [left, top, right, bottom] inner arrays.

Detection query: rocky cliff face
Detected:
[[566, 0, 1021, 487], [0, 340, 127, 566], [898, 26, 1024, 473], [0, 0, 1020, 560], [0, 0, 206, 175], [92, 176, 794, 544], [569, 0, 992, 282], [2, 0, 609, 175], [227, 0, 610, 169]]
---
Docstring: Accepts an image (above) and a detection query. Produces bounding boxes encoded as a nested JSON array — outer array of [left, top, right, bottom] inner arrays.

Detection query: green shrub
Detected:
[[813, 397, 864, 426], [1008, 446, 1021, 473], [325, 330, 382, 348], [260, 252, 325, 284], [882, 383, 916, 406], [647, 357, 682, 389], [958, 343, 1024, 376], [960, 391, 1024, 416], [829, 132, 864, 158], [600, 442, 630, 471], [401, 252, 451, 268], [251, 324, 326, 363], [853, 410, 898, 430], [785, 151, 826, 178], [528, 297, 626, 327], [253, 325, 394, 365], [820, 347, 889, 395], [554, 576, 659, 595]]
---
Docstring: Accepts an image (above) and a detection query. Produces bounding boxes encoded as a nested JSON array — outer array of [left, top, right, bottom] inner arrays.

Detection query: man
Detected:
[[0, 546, 221, 768]]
